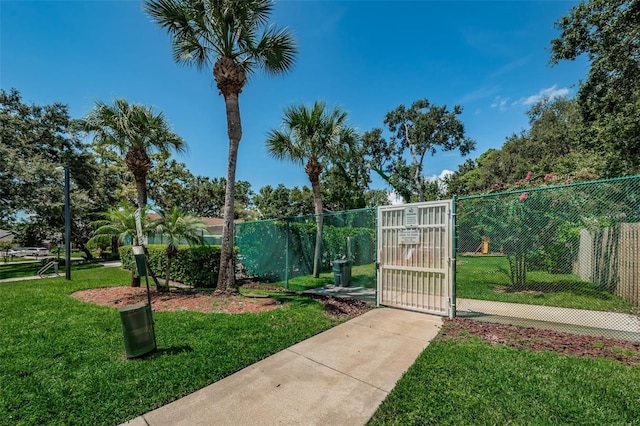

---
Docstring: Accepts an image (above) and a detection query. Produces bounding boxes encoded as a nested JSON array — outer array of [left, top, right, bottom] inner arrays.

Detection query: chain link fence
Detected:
[[235, 208, 377, 295], [455, 175, 640, 340]]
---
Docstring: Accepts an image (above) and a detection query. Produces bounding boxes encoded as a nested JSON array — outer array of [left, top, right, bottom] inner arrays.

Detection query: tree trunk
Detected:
[[162, 254, 172, 293], [414, 171, 424, 202], [77, 243, 94, 260], [111, 236, 119, 256], [216, 91, 242, 294], [134, 174, 147, 208], [309, 167, 323, 278]]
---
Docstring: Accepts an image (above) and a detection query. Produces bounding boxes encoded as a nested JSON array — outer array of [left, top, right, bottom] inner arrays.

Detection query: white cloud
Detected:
[[387, 191, 404, 205], [513, 85, 570, 106], [490, 96, 510, 111], [425, 169, 454, 182]]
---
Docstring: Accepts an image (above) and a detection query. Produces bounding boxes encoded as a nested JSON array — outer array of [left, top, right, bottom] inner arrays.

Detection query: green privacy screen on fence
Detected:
[[235, 208, 376, 284], [455, 175, 640, 339]]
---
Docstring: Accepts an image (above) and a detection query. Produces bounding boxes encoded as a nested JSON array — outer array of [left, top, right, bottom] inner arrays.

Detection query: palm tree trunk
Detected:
[[111, 236, 119, 256], [311, 176, 323, 278], [217, 92, 242, 294], [164, 255, 172, 292], [132, 185, 162, 290], [135, 174, 147, 208]]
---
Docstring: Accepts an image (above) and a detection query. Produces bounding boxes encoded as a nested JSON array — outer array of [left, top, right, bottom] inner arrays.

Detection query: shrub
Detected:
[[119, 245, 227, 288]]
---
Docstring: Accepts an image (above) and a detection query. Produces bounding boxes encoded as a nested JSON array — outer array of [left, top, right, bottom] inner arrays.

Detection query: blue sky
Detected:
[[1, 0, 589, 193]]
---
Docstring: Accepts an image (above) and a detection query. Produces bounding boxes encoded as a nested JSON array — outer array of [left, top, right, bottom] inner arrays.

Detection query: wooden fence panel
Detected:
[[576, 224, 640, 307]]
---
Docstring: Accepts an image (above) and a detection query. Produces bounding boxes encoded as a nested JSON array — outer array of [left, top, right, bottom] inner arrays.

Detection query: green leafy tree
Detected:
[[180, 176, 253, 219], [0, 241, 12, 263], [147, 152, 254, 219], [82, 98, 186, 209], [147, 151, 195, 211], [150, 207, 207, 291], [266, 101, 353, 277], [145, 0, 297, 293], [88, 204, 155, 287], [253, 184, 314, 219], [253, 184, 293, 219], [550, 0, 640, 175], [364, 189, 391, 207], [0, 89, 114, 257], [446, 97, 602, 196], [289, 186, 315, 216], [320, 134, 376, 211], [363, 99, 475, 203]]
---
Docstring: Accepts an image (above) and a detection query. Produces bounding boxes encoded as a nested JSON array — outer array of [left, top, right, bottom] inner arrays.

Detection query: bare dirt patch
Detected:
[[441, 318, 640, 366]]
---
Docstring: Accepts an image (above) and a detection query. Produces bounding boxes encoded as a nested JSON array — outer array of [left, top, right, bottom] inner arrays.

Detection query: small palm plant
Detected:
[[88, 203, 154, 287], [150, 207, 208, 292]]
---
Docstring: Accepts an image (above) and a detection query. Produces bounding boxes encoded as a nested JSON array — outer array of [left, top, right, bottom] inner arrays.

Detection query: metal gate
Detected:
[[377, 201, 453, 317]]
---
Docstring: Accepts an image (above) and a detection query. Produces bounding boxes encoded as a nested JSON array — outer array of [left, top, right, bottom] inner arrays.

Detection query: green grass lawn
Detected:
[[0, 257, 38, 264], [272, 262, 376, 291], [456, 255, 635, 313], [0, 267, 348, 426], [0, 260, 99, 280], [369, 327, 640, 425]]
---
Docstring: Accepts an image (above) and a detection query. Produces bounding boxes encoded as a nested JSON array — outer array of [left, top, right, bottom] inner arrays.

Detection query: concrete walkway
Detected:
[[121, 308, 443, 426], [457, 298, 640, 341], [458, 298, 640, 333]]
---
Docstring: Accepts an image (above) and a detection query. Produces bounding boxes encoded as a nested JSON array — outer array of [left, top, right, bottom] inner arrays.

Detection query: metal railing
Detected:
[[38, 261, 59, 278]]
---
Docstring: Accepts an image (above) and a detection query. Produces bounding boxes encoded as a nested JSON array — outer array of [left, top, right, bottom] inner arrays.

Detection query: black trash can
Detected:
[[119, 303, 156, 358], [332, 259, 352, 287]]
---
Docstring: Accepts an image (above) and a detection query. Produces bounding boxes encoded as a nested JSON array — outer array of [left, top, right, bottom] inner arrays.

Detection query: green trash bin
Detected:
[[332, 260, 352, 287], [119, 303, 156, 358]]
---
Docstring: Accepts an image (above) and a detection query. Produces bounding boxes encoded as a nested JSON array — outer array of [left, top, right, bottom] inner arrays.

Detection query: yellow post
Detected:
[[481, 236, 489, 255]]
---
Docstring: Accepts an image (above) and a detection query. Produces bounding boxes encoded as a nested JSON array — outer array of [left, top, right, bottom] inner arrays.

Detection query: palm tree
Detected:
[[82, 98, 186, 209], [266, 101, 353, 277], [150, 207, 207, 291], [88, 204, 154, 287], [144, 0, 297, 293]]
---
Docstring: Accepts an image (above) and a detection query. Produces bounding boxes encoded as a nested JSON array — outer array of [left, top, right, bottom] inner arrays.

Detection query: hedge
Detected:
[[119, 245, 225, 288]]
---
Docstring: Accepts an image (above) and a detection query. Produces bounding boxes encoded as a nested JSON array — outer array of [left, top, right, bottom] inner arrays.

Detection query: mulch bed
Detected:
[[71, 280, 373, 318], [441, 318, 640, 366]]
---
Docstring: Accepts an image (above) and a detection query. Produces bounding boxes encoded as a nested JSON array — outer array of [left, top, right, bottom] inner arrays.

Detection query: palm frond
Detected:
[[150, 206, 207, 249], [254, 26, 297, 75], [145, 0, 296, 80]]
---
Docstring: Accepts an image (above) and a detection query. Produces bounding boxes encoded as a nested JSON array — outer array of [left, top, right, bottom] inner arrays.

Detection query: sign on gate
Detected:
[[404, 207, 418, 226], [377, 201, 453, 317], [398, 229, 420, 245]]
